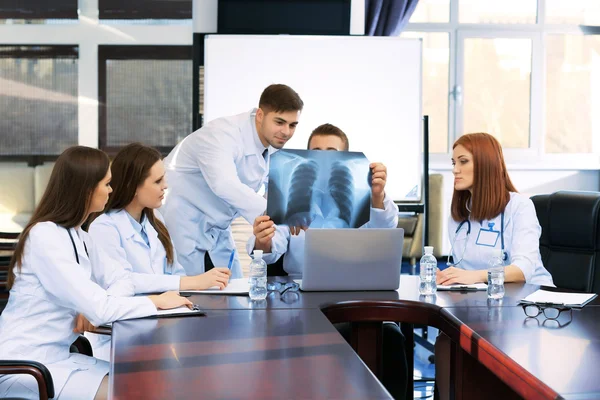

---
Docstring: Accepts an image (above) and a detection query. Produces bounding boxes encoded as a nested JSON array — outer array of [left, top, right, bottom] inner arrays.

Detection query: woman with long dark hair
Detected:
[[87, 143, 231, 360], [0, 146, 192, 400], [89, 143, 231, 294]]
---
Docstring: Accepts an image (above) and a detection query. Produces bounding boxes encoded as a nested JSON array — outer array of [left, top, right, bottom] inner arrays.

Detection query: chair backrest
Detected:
[[531, 190, 600, 293]]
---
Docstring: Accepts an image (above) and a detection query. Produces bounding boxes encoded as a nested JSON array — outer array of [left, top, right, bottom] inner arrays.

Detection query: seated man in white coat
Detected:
[[248, 124, 407, 399], [161, 84, 304, 278], [248, 123, 399, 278]]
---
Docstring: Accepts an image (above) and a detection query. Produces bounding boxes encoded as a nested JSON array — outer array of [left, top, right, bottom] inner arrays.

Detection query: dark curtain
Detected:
[[365, 0, 419, 36]]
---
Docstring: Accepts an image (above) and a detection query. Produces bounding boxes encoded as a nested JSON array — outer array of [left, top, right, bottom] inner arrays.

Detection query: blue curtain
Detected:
[[365, 0, 419, 36]]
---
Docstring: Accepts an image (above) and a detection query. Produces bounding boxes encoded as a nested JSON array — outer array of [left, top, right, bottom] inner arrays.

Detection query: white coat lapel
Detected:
[[114, 210, 148, 248], [145, 219, 162, 274]]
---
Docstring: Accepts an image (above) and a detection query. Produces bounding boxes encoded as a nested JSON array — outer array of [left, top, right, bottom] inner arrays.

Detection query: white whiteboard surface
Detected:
[[204, 35, 422, 201]]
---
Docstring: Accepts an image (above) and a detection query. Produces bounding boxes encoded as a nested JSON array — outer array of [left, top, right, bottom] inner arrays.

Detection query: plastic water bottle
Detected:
[[419, 246, 437, 295], [249, 250, 267, 300], [487, 249, 505, 299]]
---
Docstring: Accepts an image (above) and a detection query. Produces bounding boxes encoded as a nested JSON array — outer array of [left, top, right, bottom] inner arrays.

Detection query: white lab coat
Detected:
[[247, 195, 399, 278], [448, 192, 554, 286], [0, 222, 157, 399], [89, 209, 185, 294], [161, 109, 270, 278], [87, 209, 186, 361]]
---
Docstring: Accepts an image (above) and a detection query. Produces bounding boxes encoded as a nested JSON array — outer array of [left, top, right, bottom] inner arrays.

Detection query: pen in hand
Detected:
[[227, 249, 236, 270]]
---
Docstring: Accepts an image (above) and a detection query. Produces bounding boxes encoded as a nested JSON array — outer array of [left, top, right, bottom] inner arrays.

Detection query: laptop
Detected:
[[297, 228, 404, 291]]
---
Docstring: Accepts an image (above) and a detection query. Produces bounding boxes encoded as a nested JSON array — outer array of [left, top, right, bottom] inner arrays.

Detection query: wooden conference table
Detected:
[[108, 276, 600, 399]]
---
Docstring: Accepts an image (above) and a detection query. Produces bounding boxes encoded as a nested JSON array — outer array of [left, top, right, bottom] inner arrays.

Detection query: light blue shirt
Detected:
[[126, 212, 150, 248], [161, 109, 269, 278], [448, 192, 554, 286], [247, 195, 399, 278], [89, 209, 186, 294]]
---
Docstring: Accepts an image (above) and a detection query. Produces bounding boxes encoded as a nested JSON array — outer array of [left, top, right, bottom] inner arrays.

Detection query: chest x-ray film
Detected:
[[267, 149, 371, 229]]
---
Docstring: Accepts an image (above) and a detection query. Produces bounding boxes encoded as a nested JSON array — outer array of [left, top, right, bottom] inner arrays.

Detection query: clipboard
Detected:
[[153, 304, 206, 318]]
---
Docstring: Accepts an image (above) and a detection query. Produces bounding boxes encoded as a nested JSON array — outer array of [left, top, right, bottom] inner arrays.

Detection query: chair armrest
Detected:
[[0, 360, 54, 400], [70, 335, 94, 357]]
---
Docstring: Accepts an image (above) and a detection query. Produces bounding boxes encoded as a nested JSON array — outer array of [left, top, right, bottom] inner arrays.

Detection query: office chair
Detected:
[[0, 336, 93, 400], [531, 190, 600, 293], [267, 255, 288, 276]]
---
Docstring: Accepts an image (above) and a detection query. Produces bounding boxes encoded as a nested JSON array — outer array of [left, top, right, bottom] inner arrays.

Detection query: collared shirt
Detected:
[[448, 192, 554, 286], [125, 212, 150, 247], [89, 209, 185, 293], [246, 195, 399, 278]]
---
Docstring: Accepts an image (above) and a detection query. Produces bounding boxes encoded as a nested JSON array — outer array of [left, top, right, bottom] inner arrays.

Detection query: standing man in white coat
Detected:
[[161, 84, 304, 278]]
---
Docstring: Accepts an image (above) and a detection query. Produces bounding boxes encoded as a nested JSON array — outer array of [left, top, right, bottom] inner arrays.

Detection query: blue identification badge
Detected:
[[476, 222, 500, 247]]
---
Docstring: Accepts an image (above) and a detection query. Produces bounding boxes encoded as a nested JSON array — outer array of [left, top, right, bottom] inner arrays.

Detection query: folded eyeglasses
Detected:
[[520, 301, 572, 320], [267, 281, 300, 295]]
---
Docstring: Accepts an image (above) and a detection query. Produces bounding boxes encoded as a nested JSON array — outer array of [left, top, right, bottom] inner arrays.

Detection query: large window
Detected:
[[0, 46, 78, 155], [0, 0, 193, 159], [99, 46, 192, 155], [406, 0, 600, 165]]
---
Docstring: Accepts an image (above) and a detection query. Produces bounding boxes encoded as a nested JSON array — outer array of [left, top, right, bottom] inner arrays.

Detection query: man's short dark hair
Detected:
[[307, 123, 350, 151], [258, 84, 304, 114]]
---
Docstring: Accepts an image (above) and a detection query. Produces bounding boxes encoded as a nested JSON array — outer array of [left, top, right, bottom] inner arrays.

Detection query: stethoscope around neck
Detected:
[[447, 211, 507, 267]]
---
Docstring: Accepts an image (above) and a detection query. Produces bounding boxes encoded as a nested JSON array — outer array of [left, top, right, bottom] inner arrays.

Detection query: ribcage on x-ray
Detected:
[[285, 160, 319, 220], [329, 161, 354, 225]]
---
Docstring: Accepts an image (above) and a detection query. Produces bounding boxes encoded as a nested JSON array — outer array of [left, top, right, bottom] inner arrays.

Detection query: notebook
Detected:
[[520, 290, 598, 308], [154, 305, 206, 317], [437, 283, 488, 291], [180, 278, 250, 295], [100, 304, 205, 327]]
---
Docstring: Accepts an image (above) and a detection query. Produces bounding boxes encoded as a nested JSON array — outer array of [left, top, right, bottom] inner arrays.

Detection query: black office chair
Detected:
[[267, 255, 288, 276], [0, 232, 18, 315], [531, 190, 600, 293], [0, 336, 93, 400]]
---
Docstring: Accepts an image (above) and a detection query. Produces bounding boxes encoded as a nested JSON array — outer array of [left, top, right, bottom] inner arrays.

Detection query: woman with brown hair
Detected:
[[437, 132, 553, 286], [87, 143, 232, 359], [89, 143, 231, 293], [0, 146, 192, 400]]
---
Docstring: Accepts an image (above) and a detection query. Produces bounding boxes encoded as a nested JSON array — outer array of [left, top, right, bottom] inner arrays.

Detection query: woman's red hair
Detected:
[[451, 133, 517, 222]]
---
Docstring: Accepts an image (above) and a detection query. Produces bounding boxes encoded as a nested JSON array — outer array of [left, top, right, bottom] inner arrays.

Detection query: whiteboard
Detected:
[[204, 35, 422, 201]]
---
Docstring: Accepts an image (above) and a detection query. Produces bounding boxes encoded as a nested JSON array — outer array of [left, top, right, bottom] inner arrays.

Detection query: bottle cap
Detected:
[[424, 246, 434, 254], [253, 250, 263, 260]]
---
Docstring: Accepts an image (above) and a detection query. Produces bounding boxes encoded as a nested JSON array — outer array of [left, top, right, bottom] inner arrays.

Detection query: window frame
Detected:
[[408, 0, 600, 170]]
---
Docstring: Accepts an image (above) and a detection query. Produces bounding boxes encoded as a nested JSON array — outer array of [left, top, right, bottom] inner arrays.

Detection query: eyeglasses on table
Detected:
[[267, 281, 300, 295], [520, 301, 572, 320]]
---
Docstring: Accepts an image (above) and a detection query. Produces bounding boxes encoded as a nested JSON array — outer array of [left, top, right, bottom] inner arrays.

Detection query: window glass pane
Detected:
[[106, 59, 192, 147], [408, 0, 449, 23], [99, 0, 192, 19], [463, 38, 532, 148], [401, 32, 449, 153], [546, 35, 600, 153], [546, 0, 600, 25], [459, 0, 537, 24], [0, 46, 78, 155], [0, 0, 77, 19]]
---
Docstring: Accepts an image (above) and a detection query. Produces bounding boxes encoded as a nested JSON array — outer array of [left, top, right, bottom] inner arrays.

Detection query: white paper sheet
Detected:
[[437, 283, 488, 291], [180, 278, 250, 295], [521, 290, 597, 307]]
